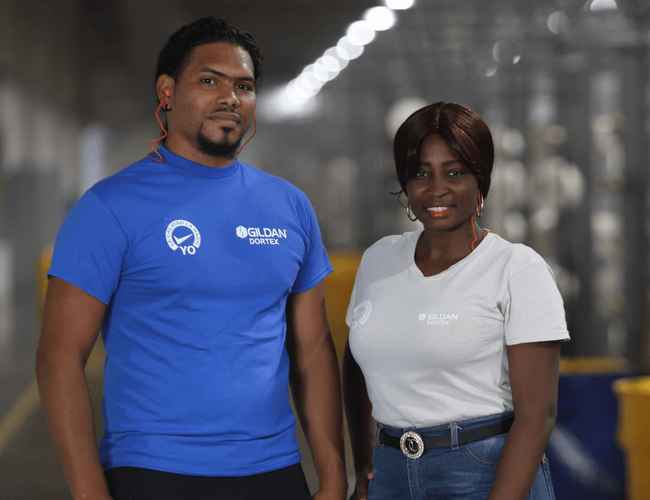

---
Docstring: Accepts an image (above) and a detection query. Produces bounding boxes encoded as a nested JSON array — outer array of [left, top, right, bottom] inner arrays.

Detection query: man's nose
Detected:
[[218, 83, 240, 108]]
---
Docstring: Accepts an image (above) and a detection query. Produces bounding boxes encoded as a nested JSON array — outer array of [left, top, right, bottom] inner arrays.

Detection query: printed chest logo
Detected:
[[165, 220, 201, 255], [418, 312, 459, 326], [236, 225, 288, 246], [350, 301, 372, 328]]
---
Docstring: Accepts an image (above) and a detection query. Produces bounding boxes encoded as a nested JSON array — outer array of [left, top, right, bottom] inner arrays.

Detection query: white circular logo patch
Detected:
[[351, 300, 372, 328], [236, 225, 248, 239], [165, 219, 201, 255]]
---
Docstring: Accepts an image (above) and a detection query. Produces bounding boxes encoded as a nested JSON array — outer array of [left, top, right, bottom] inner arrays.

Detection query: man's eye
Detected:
[[237, 83, 255, 92], [200, 78, 216, 86]]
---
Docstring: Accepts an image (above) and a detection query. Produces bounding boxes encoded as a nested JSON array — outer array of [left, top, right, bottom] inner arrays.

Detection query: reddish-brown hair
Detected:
[[394, 102, 494, 198]]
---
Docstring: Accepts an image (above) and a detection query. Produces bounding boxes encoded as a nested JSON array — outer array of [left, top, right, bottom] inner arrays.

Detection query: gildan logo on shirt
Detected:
[[418, 312, 459, 326], [166, 220, 201, 255], [235, 225, 288, 246]]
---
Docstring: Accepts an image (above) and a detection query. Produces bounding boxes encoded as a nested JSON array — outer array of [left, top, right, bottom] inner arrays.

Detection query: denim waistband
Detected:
[[378, 412, 514, 439]]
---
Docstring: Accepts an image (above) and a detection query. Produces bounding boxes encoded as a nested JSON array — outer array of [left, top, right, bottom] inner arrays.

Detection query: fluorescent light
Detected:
[[384, 0, 415, 10], [589, 0, 617, 11], [319, 54, 344, 72], [313, 60, 339, 82], [297, 68, 323, 92], [364, 6, 396, 31], [336, 37, 364, 60], [346, 20, 376, 46], [324, 47, 349, 71]]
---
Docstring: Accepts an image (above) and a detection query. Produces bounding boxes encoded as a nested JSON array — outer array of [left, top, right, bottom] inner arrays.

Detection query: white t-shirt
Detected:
[[346, 230, 570, 428]]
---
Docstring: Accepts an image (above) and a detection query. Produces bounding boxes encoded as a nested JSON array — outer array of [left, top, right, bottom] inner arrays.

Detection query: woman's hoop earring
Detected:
[[476, 193, 484, 218], [406, 204, 417, 222], [392, 190, 418, 222]]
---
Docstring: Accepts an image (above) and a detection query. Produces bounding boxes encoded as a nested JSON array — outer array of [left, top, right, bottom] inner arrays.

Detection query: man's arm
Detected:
[[342, 342, 374, 500], [488, 341, 561, 500], [286, 282, 347, 500], [36, 277, 112, 500]]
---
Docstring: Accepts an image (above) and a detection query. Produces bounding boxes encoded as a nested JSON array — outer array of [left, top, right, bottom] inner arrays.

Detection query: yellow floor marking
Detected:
[[0, 379, 40, 454], [0, 342, 105, 454]]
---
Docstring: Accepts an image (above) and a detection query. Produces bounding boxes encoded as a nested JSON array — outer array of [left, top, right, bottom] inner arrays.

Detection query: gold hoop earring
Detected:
[[406, 204, 417, 222], [476, 193, 484, 218]]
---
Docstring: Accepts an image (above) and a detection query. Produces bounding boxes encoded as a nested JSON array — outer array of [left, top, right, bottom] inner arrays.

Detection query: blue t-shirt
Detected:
[[49, 146, 332, 476]]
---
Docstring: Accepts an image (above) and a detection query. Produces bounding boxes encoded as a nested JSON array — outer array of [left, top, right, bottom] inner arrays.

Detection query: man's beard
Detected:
[[197, 128, 243, 159]]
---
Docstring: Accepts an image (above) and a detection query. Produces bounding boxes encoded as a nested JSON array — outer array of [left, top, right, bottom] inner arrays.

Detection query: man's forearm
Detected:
[[37, 352, 112, 500], [291, 337, 347, 498]]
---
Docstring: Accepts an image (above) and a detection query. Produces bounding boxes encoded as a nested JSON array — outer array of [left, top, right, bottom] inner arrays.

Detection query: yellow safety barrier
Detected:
[[614, 377, 650, 500], [37, 244, 52, 310], [324, 252, 361, 362], [560, 357, 629, 374]]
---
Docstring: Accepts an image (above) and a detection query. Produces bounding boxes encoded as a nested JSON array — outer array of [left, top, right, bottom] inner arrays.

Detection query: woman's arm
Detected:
[[342, 342, 375, 500], [488, 340, 561, 500]]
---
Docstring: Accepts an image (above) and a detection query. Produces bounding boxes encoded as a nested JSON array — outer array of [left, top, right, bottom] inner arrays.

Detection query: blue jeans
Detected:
[[369, 413, 555, 500]]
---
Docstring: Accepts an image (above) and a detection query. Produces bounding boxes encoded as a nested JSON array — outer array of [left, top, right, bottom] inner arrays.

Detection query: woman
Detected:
[[343, 102, 569, 500]]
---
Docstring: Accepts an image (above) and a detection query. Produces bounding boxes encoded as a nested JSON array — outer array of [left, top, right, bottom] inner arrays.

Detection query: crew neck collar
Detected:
[[408, 228, 495, 280], [157, 145, 240, 178]]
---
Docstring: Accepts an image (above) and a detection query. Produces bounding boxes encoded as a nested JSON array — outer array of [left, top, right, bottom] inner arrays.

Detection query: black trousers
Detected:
[[105, 464, 312, 500]]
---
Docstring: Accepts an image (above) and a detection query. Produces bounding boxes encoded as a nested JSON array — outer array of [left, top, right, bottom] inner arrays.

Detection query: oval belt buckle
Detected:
[[400, 431, 424, 459]]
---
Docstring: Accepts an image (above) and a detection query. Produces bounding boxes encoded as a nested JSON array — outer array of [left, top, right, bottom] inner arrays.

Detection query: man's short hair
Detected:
[[155, 17, 263, 86]]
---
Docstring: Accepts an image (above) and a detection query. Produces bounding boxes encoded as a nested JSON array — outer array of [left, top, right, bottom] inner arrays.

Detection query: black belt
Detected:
[[379, 416, 514, 459]]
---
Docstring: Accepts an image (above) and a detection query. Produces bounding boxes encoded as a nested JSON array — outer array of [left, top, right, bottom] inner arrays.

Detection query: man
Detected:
[[37, 17, 346, 500]]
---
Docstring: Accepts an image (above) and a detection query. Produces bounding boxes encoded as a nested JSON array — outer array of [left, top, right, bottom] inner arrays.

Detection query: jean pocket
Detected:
[[461, 434, 506, 466]]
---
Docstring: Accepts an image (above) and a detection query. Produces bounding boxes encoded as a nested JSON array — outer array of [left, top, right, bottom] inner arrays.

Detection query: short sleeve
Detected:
[[504, 260, 570, 345], [345, 252, 367, 328], [291, 194, 332, 293], [49, 190, 128, 304]]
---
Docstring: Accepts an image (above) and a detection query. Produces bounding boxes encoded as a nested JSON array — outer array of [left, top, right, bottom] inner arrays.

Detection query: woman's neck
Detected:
[[414, 222, 487, 276]]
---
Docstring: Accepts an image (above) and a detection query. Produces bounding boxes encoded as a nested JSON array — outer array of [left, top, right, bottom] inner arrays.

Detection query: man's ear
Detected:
[[155, 74, 175, 108]]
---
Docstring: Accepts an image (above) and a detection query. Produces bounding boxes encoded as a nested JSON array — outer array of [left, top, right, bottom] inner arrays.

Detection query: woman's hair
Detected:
[[393, 102, 494, 198], [155, 17, 263, 87]]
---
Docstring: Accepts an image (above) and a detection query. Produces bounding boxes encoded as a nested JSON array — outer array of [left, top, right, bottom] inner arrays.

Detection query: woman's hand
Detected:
[[350, 469, 374, 500]]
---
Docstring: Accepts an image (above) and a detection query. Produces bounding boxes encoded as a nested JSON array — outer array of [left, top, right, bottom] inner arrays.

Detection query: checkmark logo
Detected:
[[173, 233, 193, 245], [165, 219, 201, 255]]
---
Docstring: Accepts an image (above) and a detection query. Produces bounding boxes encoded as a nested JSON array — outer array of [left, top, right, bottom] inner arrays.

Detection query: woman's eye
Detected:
[[415, 169, 430, 178], [448, 169, 465, 177]]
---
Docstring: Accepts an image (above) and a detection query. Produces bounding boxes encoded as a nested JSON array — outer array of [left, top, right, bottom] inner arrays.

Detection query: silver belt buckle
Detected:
[[399, 431, 424, 459]]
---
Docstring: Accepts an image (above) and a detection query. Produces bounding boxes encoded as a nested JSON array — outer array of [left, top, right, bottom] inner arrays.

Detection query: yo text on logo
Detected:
[[166, 220, 202, 256]]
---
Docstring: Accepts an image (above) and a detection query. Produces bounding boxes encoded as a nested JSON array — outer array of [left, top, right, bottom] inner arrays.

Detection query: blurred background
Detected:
[[2, 0, 650, 498]]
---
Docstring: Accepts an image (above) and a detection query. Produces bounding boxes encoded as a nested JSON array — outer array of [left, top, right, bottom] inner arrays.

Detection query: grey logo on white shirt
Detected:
[[418, 312, 459, 326], [351, 301, 372, 328]]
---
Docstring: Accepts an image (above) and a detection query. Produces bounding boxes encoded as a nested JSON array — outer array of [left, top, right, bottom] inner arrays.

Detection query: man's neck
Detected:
[[164, 136, 236, 168]]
